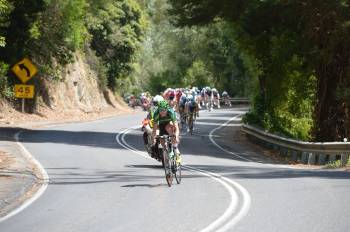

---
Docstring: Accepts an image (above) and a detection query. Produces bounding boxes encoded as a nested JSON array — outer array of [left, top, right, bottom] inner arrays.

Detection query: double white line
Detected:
[[116, 114, 251, 232]]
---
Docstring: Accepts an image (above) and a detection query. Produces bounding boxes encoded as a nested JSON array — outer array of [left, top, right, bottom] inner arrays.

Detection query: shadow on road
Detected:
[[0, 127, 132, 150], [121, 183, 167, 188], [36, 163, 350, 187], [1, 107, 349, 183], [43, 167, 204, 185]]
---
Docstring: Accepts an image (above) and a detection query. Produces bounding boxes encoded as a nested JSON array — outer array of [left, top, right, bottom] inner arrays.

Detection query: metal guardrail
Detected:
[[241, 124, 350, 166], [219, 98, 250, 104]]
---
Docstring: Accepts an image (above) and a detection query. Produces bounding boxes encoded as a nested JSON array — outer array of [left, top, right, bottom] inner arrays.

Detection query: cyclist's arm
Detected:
[[173, 120, 180, 139], [152, 110, 159, 143], [170, 111, 180, 140]]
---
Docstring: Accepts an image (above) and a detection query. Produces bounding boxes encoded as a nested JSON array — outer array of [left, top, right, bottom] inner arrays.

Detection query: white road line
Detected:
[[182, 166, 239, 232], [0, 131, 49, 223], [209, 115, 252, 162], [209, 114, 305, 170], [116, 120, 251, 231], [117, 127, 241, 232], [206, 114, 251, 231]]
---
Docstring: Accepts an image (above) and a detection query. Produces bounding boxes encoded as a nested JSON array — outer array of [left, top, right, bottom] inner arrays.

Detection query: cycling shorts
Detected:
[[159, 122, 170, 136], [189, 105, 196, 113]]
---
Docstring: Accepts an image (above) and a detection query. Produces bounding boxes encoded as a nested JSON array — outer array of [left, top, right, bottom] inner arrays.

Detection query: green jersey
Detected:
[[153, 108, 177, 124]]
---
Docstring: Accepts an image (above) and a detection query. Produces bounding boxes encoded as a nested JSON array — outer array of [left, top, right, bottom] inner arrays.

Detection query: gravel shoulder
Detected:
[[0, 138, 41, 218]]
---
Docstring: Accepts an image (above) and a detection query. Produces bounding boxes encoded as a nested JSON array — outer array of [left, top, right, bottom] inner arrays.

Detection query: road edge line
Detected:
[[0, 131, 49, 223]]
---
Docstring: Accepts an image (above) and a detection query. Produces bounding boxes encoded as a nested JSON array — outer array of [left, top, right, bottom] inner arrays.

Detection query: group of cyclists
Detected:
[[140, 87, 231, 164]]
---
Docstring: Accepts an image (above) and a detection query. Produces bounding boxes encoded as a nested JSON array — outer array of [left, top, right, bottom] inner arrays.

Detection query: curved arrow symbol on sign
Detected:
[[19, 63, 30, 77]]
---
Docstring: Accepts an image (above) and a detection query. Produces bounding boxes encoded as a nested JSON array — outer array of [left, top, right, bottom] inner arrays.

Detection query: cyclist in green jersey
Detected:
[[152, 100, 181, 163]]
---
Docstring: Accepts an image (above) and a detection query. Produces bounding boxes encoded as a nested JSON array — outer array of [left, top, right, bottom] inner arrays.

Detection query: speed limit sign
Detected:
[[14, 84, 35, 99]]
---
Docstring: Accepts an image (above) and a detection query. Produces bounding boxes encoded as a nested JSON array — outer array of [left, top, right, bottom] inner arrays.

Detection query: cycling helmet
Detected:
[[186, 95, 194, 102], [153, 95, 164, 106], [180, 95, 187, 104], [158, 100, 169, 110], [168, 90, 176, 100]]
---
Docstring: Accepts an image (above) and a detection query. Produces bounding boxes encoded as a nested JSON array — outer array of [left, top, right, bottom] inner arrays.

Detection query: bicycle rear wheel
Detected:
[[161, 149, 173, 187]]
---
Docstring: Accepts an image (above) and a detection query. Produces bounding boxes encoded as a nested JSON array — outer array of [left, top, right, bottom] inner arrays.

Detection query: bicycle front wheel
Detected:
[[161, 149, 173, 187], [173, 161, 181, 184]]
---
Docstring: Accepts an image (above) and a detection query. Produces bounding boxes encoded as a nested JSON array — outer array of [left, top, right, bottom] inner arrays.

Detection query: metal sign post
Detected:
[[22, 98, 25, 113]]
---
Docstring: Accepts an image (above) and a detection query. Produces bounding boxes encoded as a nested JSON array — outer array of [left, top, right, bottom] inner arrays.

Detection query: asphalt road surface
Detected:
[[1, 107, 349, 232]]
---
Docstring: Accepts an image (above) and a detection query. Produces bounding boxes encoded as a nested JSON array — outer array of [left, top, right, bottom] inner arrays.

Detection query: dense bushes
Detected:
[[0, 0, 146, 97], [169, 0, 350, 142]]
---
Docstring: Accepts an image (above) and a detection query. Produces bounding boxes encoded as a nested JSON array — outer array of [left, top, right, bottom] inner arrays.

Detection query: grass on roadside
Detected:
[[325, 156, 350, 169]]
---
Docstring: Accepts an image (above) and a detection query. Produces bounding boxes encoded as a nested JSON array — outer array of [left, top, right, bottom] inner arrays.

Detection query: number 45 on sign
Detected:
[[14, 84, 35, 99]]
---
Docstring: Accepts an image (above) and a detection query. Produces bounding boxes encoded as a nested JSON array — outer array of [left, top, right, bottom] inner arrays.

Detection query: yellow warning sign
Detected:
[[14, 84, 35, 99], [11, 58, 38, 84]]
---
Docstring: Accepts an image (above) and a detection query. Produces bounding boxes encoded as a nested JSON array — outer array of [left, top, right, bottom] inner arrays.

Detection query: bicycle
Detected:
[[180, 110, 187, 132], [155, 135, 181, 187], [187, 112, 196, 135]]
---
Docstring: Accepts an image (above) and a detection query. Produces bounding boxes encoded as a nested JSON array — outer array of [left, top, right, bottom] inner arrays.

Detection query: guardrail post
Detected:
[[280, 147, 287, 156], [301, 152, 308, 164], [317, 154, 327, 165], [273, 144, 279, 151], [329, 154, 337, 162], [308, 153, 316, 165], [341, 154, 349, 166], [266, 142, 273, 149], [291, 150, 298, 162]]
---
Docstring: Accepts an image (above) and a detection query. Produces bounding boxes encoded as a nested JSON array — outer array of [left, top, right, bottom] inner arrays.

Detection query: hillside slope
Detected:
[[0, 53, 132, 126]]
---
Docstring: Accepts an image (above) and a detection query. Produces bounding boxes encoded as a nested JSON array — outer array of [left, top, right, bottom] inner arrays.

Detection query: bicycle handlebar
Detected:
[[155, 135, 175, 140]]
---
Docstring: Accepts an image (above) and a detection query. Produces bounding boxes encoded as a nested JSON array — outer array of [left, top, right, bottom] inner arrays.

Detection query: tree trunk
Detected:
[[313, 46, 350, 142]]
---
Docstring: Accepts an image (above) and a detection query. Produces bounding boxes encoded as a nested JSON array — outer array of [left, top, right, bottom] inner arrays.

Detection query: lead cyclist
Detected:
[[152, 100, 181, 164]]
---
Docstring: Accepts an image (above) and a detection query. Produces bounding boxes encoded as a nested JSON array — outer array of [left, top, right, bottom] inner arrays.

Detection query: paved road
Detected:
[[0, 107, 349, 232]]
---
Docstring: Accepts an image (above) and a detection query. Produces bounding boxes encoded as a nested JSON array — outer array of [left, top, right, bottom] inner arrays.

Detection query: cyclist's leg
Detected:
[[197, 95, 202, 109], [165, 122, 181, 162], [157, 123, 168, 158], [143, 124, 152, 153], [188, 113, 193, 129]]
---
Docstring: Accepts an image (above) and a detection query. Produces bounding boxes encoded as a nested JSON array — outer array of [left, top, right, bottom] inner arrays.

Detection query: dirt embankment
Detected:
[[0, 53, 133, 126]]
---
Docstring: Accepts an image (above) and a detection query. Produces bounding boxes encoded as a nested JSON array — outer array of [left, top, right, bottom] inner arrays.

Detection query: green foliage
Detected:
[[133, 1, 257, 96], [325, 160, 343, 169], [0, 0, 45, 64], [86, 0, 146, 91], [0, 61, 13, 98], [184, 60, 213, 87], [0, 0, 12, 47], [0, 0, 147, 98], [30, 0, 88, 65], [168, 0, 322, 141]]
